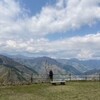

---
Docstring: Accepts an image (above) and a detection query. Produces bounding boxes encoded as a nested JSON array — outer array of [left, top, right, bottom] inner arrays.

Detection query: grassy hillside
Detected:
[[0, 81, 100, 100], [0, 55, 38, 84]]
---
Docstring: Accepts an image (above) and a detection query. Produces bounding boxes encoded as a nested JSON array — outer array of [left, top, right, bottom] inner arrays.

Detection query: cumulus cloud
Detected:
[[0, 0, 100, 38], [0, 0, 100, 59], [27, 0, 100, 35], [0, 33, 100, 59]]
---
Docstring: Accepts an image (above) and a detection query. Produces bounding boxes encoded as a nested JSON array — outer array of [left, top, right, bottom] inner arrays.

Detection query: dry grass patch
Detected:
[[0, 82, 100, 100]]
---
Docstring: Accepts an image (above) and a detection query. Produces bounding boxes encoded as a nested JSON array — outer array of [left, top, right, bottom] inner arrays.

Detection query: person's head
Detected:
[[50, 69, 52, 72]]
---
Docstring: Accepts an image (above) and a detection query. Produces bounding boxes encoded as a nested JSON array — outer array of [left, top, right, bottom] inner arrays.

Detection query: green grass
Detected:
[[0, 81, 100, 100]]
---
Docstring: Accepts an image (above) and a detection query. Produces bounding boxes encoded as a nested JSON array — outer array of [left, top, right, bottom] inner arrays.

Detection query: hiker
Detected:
[[49, 70, 53, 81]]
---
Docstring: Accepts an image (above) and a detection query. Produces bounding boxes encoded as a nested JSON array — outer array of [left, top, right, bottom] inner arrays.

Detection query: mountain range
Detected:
[[0, 54, 100, 84], [9, 55, 100, 75], [11, 56, 82, 75]]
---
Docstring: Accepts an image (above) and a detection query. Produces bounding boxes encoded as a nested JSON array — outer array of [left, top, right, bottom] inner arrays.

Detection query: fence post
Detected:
[[85, 74, 87, 81], [30, 73, 33, 84], [99, 74, 100, 82], [69, 73, 71, 81]]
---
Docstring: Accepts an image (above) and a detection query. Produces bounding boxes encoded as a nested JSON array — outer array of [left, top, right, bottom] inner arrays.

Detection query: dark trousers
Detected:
[[49, 75, 53, 81]]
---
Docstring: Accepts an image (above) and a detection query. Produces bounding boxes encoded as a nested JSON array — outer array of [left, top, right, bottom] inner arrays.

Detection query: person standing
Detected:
[[49, 70, 53, 81]]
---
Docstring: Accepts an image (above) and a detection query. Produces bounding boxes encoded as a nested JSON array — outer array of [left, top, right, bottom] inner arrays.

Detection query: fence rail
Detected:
[[0, 74, 100, 85], [31, 74, 100, 83]]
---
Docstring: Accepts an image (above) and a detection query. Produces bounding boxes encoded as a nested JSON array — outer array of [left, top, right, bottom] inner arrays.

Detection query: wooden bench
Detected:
[[51, 80, 66, 85]]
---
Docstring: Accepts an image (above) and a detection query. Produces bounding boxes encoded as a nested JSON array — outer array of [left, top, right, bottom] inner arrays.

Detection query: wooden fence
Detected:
[[0, 74, 100, 85]]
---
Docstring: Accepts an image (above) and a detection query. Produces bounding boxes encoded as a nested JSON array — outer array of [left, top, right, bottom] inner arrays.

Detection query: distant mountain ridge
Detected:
[[57, 58, 88, 73], [13, 56, 66, 74], [83, 69, 100, 75], [57, 58, 100, 71], [0, 55, 37, 84], [4, 54, 100, 75], [10, 56, 82, 75]]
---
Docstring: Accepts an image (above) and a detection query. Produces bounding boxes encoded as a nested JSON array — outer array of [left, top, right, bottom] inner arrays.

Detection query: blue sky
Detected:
[[20, 0, 56, 15], [0, 0, 100, 59]]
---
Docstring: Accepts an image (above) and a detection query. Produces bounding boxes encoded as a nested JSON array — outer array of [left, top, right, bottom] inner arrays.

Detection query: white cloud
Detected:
[[77, 49, 94, 60], [0, 0, 21, 20], [0, 32, 100, 59], [27, 0, 100, 35], [0, 0, 100, 38]]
